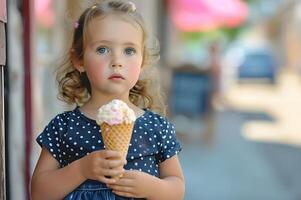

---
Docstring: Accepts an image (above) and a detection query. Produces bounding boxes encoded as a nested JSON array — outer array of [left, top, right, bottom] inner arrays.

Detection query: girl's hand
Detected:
[[107, 170, 156, 198], [78, 150, 127, 184]]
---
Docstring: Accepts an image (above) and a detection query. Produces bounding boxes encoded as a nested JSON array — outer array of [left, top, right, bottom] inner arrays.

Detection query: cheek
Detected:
[[128, 61, 142, 80], [87, 69, 104, 84], [85, 61, 108, 83], [129, 66, 141, 76]]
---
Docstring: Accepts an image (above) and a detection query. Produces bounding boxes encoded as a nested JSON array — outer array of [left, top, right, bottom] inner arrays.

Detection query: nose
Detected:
[[111, 53, 122, 68], [111, 63, 122, 68]]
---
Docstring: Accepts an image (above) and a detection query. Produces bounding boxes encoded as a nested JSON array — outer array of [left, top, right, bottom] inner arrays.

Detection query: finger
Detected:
[[102, 150, 124, 159], [107, 159, 127, 169], [100, 159, 124, 171], [98, 176, 117, 184], [121, 170, 136, 178], [110, 185, 133, 193], [112, 189, 134, 198], [103, 168, 125, 177], [110, 177, 134, 186], [108, 178, 134, 188]]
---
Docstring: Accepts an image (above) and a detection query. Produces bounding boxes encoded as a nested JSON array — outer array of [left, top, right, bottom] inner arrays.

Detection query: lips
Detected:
[[108, 73, 125, 80]]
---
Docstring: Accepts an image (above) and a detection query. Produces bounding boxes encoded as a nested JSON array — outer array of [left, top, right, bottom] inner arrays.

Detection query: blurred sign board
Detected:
[[170, 66, 211, 117]]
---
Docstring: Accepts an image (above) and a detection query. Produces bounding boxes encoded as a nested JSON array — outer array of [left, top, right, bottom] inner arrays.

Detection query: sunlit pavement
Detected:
[[225, 70, 301, 147]]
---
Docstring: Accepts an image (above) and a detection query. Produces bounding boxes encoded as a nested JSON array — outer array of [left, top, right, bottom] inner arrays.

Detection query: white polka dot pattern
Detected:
[[36, 107, 181, 175]]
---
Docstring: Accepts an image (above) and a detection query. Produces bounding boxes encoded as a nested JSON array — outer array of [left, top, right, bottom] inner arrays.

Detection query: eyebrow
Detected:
[[91, 40, 141, 48]]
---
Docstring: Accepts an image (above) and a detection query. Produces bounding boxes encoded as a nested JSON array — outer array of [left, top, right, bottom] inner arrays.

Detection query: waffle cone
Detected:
[[100, 122, 134, 158]]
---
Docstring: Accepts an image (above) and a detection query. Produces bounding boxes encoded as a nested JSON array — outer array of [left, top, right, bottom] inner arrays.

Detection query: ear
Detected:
[[70, 49, 85, 72]]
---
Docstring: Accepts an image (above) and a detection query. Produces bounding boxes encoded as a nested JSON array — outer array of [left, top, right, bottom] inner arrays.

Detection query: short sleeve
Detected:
[[36, 115, 65, 163], [158, 118, 182, 163]]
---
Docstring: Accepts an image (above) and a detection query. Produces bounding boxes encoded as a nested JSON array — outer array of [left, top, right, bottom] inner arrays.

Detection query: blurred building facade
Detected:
[[0, 0, 6, 199], [6, 0, 301, 199]]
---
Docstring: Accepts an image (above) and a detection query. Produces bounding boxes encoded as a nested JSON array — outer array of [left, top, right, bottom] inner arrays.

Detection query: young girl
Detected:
[[31, 1, 185, 199]]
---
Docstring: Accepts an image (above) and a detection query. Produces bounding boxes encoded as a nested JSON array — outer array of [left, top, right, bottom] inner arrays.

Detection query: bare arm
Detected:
[[31, 148, 85, 200], [148, 155, 185, 200], [31, 147, 126, 200]]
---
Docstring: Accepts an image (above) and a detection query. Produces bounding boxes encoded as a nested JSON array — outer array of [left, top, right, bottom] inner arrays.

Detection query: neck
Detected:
[[79, 91, 137, 120], [89, 92, 132, 108], [79, 92, 145, 120]]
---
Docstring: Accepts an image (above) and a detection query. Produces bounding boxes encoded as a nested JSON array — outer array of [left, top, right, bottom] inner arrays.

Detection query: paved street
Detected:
[[178, 110, 301, 200]]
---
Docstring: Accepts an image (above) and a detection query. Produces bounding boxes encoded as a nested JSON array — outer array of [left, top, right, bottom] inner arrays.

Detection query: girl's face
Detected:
[[82, 14, 143, 98]]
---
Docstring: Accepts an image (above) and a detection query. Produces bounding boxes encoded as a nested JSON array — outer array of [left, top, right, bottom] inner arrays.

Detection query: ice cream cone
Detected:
[[100, 122, 134, 158], [96, 99, 136, 179]]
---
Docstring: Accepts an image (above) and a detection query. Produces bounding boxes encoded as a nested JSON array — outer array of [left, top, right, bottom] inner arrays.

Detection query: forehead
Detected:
[[85, 14, 143, 46]]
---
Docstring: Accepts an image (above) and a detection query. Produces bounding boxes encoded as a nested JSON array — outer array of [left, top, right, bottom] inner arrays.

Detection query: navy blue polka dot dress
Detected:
[[36, 107, 182, 200]]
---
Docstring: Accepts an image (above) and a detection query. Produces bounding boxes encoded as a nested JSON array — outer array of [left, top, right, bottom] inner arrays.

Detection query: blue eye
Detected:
[[96, 47, 109, 55], [124, 47, 136, 56]]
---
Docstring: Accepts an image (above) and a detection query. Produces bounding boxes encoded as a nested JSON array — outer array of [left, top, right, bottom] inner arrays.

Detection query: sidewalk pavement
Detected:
[[225, 70, 301, 147], [179, 110, 301, 200]]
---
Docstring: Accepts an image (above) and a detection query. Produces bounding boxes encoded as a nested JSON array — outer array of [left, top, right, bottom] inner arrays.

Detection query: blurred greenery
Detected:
[[181, 25, 248, 42]]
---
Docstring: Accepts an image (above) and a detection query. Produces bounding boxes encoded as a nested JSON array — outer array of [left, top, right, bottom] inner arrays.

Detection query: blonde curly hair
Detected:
[[56, 0, 166, 115]]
